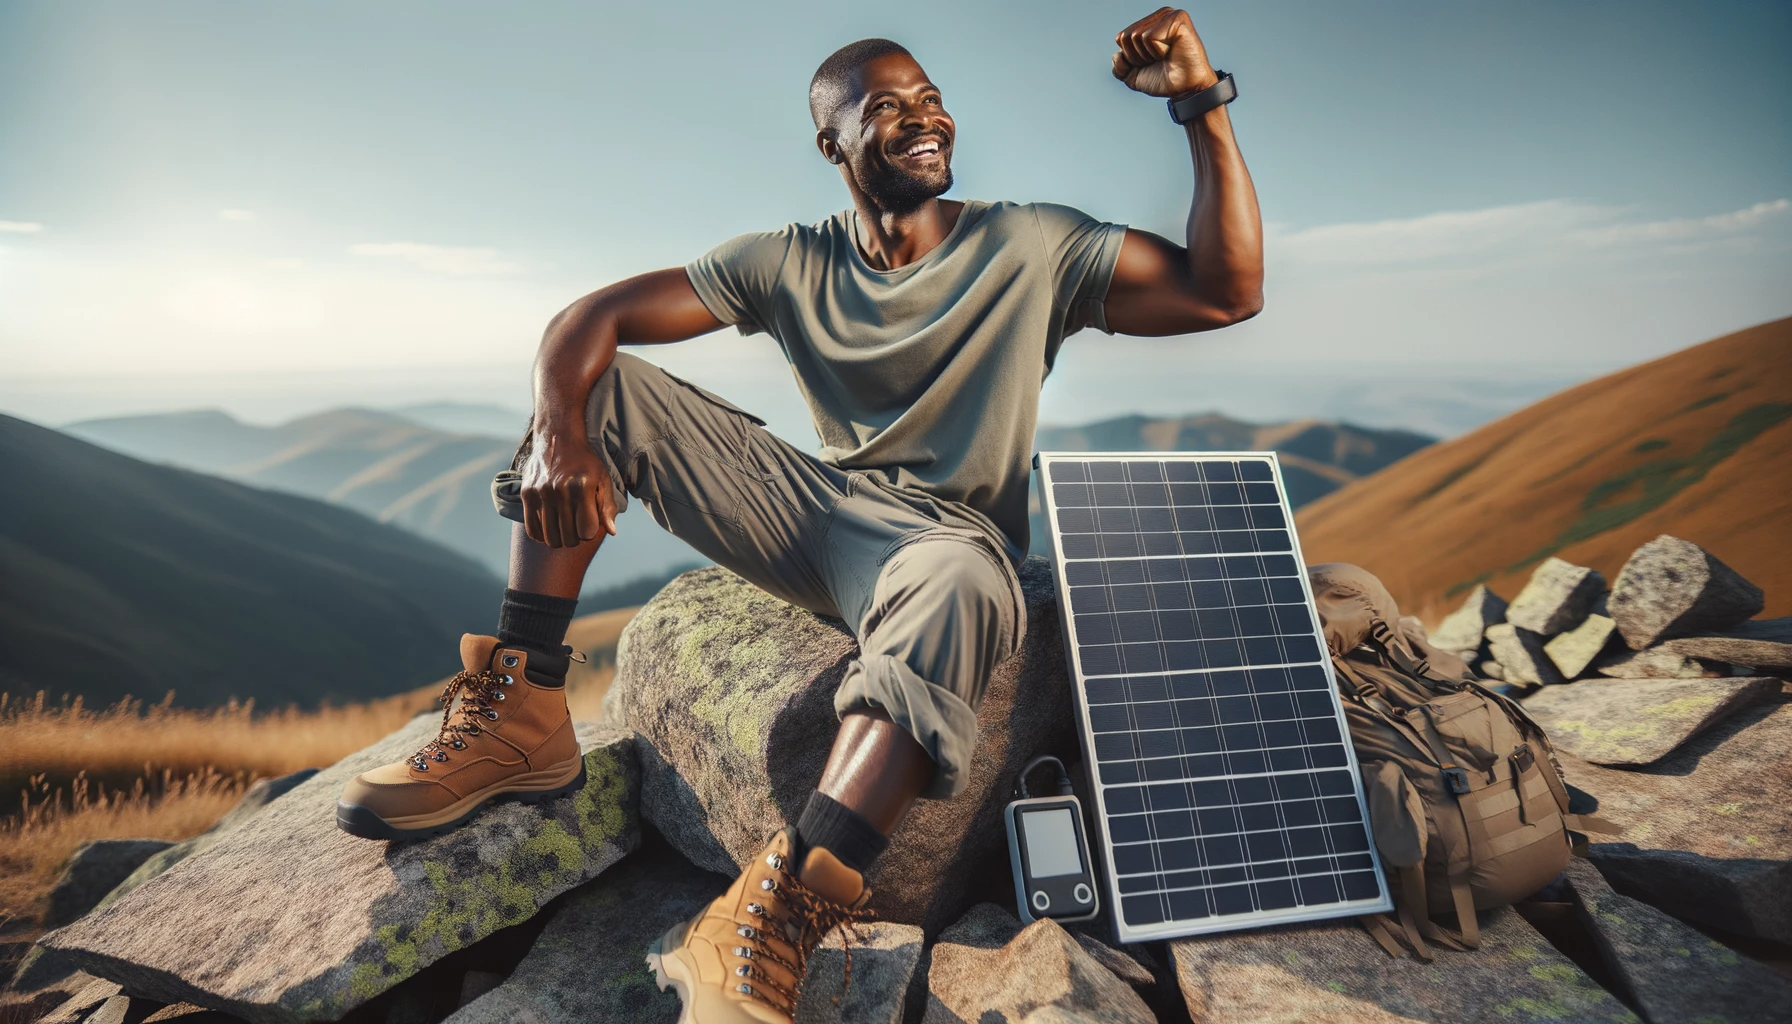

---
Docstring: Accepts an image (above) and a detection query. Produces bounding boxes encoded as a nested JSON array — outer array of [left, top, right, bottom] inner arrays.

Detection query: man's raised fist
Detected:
[[1112, 7, 1219, 98]]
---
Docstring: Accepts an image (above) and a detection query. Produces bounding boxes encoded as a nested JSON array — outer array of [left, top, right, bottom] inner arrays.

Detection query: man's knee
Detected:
[[878, 540, 1015, 636]]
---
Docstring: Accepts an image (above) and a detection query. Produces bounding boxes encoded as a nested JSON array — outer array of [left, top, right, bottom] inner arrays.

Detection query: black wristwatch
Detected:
[[1167, 71, 1236, 124]]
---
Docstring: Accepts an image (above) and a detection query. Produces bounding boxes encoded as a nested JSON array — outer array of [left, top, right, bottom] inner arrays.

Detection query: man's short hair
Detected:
[[810, 38, 913, 131]]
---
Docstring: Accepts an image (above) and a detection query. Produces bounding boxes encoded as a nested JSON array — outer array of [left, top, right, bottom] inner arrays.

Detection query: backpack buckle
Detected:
[[1510, 743, 1535, 774], [1441, 765, 1472, 795]]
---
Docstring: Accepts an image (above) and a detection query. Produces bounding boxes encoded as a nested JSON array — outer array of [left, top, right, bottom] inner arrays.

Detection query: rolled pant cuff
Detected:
[[834, 654, 980, 801]]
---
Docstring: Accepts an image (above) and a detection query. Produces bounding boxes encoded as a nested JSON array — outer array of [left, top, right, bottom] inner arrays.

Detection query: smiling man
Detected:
[[335, 7, 1260, 1021]]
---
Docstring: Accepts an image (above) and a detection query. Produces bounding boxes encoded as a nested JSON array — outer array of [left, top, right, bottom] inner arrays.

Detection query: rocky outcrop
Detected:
[[40, 718, 640, 1024], [1171, 907, 1636, 1024], [1560, 696, 1792, 942], [1505, 557, 1606, 637], [1542, 613, 1616, 680], [97, 768, 320, 913], [43, 840, 173, 928], [606, 560, 1080, 935], [1608, 535, 1764, 649], [1429, 584, 1507, 657], [1561, 858, 1792, 1024], [1655, 616, 1792, 670], [1520, 676, 1780, 765], [920, 903, 1154, 1024], [444, 844, 726, 1024], [1485, 623, 1565, 687]]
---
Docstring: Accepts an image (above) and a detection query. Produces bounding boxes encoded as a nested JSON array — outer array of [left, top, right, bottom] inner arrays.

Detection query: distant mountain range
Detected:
[[0, 414, 503, 709], [1298, 317, 1792, 623], [65, 404, 1435, 582]]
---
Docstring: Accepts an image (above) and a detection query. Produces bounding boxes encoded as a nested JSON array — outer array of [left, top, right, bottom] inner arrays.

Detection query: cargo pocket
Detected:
[[1364, 760, 1428, 869]]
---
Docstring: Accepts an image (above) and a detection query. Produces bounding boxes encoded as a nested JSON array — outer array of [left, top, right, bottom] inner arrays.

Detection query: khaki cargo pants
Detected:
[[491, 352, 1025, 799]]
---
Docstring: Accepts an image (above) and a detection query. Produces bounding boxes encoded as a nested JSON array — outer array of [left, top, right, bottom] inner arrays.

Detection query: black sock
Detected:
[[497, 589, 578, 687], [795, 791, 888, 875]]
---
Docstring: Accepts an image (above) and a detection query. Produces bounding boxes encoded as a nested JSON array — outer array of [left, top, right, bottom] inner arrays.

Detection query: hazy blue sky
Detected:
[[1, 0, 1787, 437]]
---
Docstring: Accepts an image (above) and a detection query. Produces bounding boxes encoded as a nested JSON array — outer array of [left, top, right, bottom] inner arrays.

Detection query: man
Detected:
[[336, 7, 1260, 1021]]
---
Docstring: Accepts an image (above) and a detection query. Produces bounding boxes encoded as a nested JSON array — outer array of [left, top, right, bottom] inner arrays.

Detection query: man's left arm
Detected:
[[1104, 6, 1264, 337]]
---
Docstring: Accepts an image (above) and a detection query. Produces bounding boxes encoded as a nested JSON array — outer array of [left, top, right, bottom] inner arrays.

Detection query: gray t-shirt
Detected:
[[685, 199, 1127, 561]]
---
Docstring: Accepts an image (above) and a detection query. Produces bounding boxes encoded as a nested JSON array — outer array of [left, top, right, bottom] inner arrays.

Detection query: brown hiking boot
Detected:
[[647, 826, 874, 1023], [335, 634, 585, 841]]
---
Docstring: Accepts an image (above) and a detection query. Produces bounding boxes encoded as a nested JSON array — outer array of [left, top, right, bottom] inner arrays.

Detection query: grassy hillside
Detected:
[[1296, 318, 1792, 624], [0, 414, 503, 709]]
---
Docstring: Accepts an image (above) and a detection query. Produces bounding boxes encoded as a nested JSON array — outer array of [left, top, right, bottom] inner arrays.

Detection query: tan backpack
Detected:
[[1308, 563, 1614, 960]]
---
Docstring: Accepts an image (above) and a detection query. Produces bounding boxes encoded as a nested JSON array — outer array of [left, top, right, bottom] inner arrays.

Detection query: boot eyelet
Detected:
[[412, 760, 429, 772], [737, 925, 756, 938], [766, 852, 783, 869], [493, 691, 506, 701], [737, 983, 753, 996], [484, 709, 501, 720], [432, 751, 448, 762], [734, 945, 754, 958], [760, 878, 777, 892], [746, 902, 763, 915], [501, 674, 514, 685], [450, 740, 466, 750], [502, 654, 519, 668]]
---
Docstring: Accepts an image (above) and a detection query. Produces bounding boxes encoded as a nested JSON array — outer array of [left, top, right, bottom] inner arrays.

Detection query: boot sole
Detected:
[[645, 919, 697, 1024], [334, 757, 587, 842]]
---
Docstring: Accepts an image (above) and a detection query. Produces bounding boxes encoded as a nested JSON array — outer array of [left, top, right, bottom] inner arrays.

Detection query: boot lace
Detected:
[[406, 665, 512, 771], [734, 852, 877, 1018]]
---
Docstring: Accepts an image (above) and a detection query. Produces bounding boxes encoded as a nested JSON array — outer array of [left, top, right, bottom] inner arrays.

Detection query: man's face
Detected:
[[828, 54, 956, 213]]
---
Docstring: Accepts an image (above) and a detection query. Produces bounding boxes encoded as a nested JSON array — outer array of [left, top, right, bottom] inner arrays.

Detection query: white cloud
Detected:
[[0, 221, 44, 233], [349, 242, 521, 276], [217, 208, 256, 223]]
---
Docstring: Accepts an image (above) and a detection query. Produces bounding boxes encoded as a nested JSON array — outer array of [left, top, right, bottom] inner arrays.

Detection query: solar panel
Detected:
[[1035, 452, 1393, 943]]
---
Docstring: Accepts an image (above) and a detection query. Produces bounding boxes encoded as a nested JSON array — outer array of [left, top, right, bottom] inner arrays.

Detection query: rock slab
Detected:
[[1506, 557, 1606, 637], [446, 844, 726, 1024], [1171, 906, 1636, 1024], [1560, 696, 1792, 942], [797, 921, 925, 1024], [606, 560, 1081, 935], [1656, 616, 1792, 671], [921, 903, 1154, 1024], [1429, 584, 1508, 656], [1594, 648, 1728, 679], [1561, 858, 1792, 1024], [1521, 676, 1780, 765], [1486, 623, 1565, 687], [43, 839, 173, 928], [1608, 534, 1764, 649], [1543, 614, 1617, 680], [41, 718, 641, 1024]]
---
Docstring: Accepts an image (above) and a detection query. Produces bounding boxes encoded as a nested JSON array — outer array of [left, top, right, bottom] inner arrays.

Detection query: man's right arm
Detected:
[[523, 267, 724, 548]]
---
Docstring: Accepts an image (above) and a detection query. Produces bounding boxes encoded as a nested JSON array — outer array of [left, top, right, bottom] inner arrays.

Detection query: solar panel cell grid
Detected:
[[1037, 452, 1392, 942]]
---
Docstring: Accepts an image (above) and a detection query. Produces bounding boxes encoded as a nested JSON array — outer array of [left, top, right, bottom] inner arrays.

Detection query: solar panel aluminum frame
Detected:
[[1034, 451, 1394, 944]]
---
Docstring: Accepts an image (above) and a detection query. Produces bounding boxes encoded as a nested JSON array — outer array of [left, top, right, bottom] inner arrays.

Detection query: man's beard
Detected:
[[859, 158, 953, 214]]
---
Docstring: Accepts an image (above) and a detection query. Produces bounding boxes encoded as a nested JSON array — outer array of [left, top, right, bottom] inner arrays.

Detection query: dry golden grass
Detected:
[[0, 607, 640, 931]]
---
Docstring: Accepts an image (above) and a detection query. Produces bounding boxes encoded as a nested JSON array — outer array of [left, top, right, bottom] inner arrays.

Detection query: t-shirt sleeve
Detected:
[[1030, 202, 1129, 335], [683, 228, 794, 337]]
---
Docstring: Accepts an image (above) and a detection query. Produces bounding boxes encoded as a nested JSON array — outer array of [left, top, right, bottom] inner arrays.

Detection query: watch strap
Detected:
[[1167, 71, 1236, 124]]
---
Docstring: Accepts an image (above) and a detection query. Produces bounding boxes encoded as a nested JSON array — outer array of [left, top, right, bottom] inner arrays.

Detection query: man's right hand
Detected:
[[519, 427, 618, 548]]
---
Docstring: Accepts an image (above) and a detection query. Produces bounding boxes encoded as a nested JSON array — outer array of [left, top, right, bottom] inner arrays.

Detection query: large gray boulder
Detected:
[[40, 717, 640, 1024], [1560, 695, 1792, 942], [445, 845, 727, 1024], [1561, 858, 1792, 1024], [1428, 584, 1507, 656], [606, 560, 1080, 935], [920, 903, 1154, 1024], [1521, 676, 1780, 765], [1485, 623, 1565, 687], [1656, 616, 1792, 671], [97, 768, 320, 913], [1506, 557, 1606, 637], [1171, 907, 1636, 1024], [43, 839, 173, 928], [1607, 535, 1764, 649]]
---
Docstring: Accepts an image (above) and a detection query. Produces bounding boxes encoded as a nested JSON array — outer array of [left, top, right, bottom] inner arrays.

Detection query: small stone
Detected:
[[1486, 623, 1566, 686], [1544, 614, 1618, 680], [1561, 698, 1792, 942], [43, 839, 173, 928], [1429, 584, 1509, 655], [84, 994, 133, 1024], [43, 721, 641, 1024], [1171, 907, 1634, 1023], [1608, 535, 1764, 649], [1521, 676, 1780, 765], [921, 903, 1154, 1024], [37, 979, 122, 1024], [1593, 648, 1728, 679], [1477, 658, 1506, 681], [1561, 858, 1792, 1024], [796, 921, 925, 1024], [1656, 617, 1792, 671], [1506, 557, 1606, 636]]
